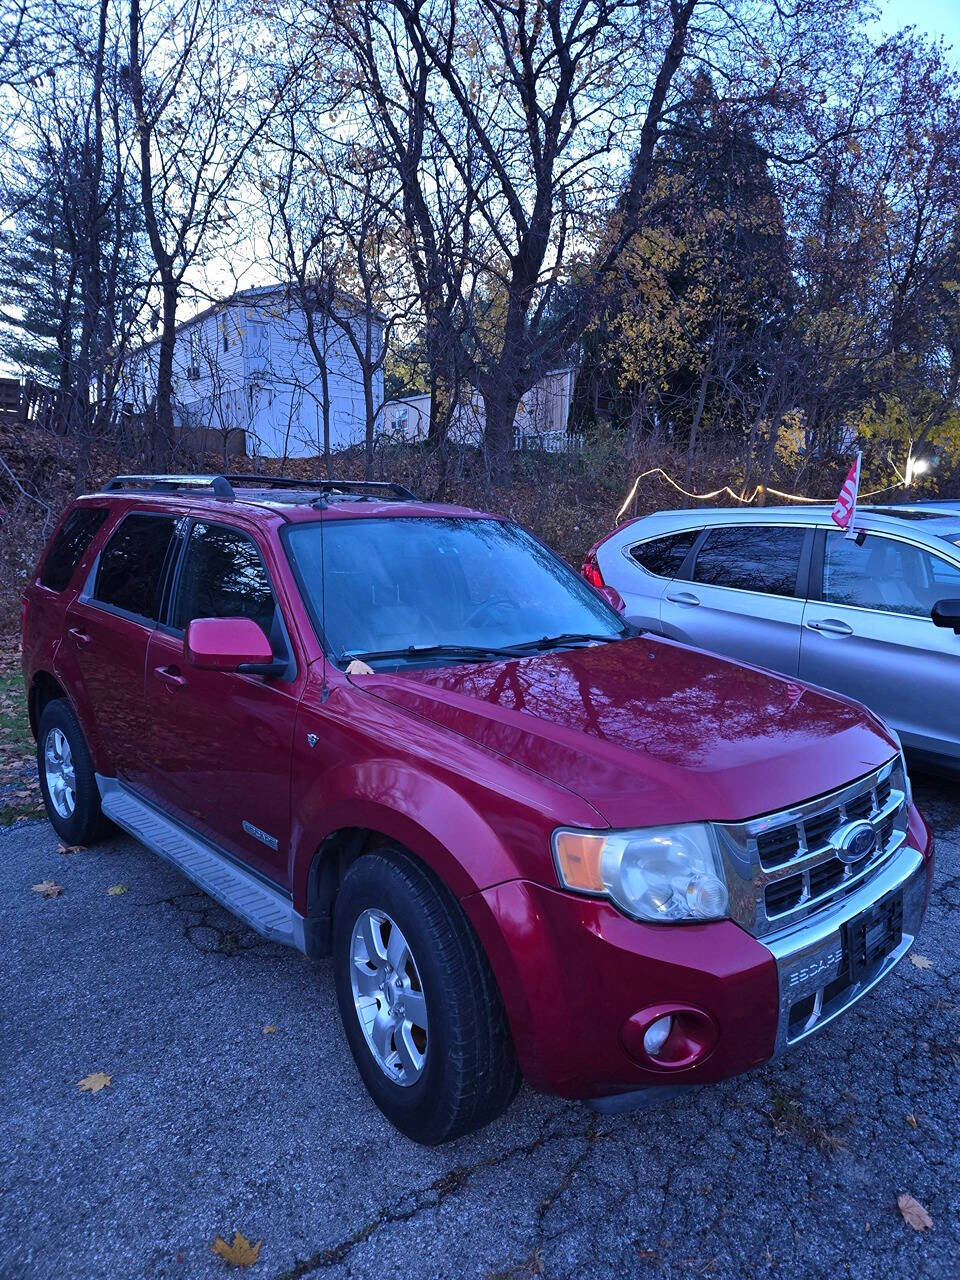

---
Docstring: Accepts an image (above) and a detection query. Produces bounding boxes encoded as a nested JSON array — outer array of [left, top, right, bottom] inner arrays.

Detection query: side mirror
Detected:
[[598, 584, 626, 614], [184, 617, 277, 674], [931, 599, 960, 636]]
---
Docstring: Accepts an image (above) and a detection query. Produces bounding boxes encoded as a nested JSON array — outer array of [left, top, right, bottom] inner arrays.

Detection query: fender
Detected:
[[289, 757, 532, 912]]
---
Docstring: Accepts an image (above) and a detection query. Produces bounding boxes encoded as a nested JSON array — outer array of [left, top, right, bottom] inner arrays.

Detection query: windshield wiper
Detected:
[[497, 632, 621, 656], [342, 630, 633, 668], [340, 644, 510, 666]]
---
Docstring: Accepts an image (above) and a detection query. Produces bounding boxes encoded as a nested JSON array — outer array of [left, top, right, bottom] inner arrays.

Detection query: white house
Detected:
[[382, 367, 578, 451], [122, 283, 384, 459]]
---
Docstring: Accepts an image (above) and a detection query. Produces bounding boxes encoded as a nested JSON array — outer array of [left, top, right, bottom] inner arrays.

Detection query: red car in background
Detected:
[[21, 474, 933, 1143]]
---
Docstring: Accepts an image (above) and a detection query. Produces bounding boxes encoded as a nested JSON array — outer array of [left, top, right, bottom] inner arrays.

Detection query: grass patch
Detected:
[[0, 640, 44, 824]]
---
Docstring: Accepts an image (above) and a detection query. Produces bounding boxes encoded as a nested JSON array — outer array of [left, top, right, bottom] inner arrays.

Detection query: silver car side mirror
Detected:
[[931, 599, 960, 635]]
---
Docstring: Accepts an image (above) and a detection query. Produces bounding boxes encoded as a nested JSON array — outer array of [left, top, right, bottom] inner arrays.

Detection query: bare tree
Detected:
[[125, 0, 293, 462], [0, 0, 146, 486]]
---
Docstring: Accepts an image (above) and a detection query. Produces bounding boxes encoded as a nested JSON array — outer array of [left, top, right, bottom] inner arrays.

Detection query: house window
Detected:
[[222, 320, 229, 353], [187, 329, 200, 380]]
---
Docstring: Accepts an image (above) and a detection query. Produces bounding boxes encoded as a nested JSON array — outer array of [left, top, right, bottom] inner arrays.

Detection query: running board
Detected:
[[97, 776, 306, 952]]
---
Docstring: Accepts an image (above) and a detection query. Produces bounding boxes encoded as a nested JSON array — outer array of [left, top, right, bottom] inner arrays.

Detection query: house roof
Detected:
[[129, 281, 386, 358]]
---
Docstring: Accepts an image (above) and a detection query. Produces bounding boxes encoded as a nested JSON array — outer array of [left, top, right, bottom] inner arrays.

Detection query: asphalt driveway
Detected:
[[1, 777, 957, 1280]]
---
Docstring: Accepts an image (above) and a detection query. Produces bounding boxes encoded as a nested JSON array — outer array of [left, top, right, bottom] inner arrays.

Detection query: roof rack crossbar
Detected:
[[102, 474, 235, 498]]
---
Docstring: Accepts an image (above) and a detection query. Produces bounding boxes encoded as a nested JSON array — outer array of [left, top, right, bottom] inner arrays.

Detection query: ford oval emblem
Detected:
[[830, 819, 877, 865]]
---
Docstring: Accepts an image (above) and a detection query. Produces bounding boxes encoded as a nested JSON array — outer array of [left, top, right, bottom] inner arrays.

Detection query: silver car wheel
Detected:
[[349, 908, 428, 1087], [43, 727, 76, 820]]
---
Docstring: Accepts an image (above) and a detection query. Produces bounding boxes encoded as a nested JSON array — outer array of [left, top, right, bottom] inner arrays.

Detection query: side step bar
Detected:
[[97, 776, 306, 952]]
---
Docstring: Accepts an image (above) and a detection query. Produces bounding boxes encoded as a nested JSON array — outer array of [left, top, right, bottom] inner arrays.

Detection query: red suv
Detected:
[[22, 474, 934, 1143]]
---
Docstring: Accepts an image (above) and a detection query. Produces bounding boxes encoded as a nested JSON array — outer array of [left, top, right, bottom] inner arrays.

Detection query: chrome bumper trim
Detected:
[[762, 841, 926, 1055]]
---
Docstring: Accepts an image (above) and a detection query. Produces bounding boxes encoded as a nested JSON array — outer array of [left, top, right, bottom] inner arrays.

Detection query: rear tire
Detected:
[[36, 699, 110, 846], [332, 848, 520, 1144]]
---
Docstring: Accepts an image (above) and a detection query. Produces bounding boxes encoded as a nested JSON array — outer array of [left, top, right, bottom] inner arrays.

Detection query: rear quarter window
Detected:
[[629, 529, 700, 578], [40, 506, 110, 592]]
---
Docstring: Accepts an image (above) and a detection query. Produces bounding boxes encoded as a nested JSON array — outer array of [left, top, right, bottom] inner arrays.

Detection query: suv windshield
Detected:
[[286, 516, 626, 663]]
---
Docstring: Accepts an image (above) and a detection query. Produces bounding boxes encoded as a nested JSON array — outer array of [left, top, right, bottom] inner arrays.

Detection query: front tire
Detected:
[[36, 699, 109, 846], [333, 849, 520, 1144]]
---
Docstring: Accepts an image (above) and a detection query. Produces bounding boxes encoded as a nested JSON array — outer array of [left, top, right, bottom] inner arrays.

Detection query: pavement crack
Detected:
[[270, 1122, 596, 1280]]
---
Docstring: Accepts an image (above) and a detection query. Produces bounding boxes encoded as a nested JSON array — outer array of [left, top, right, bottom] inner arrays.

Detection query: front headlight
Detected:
[[552, 823, 729, 923], [885, 731, 913, 807]]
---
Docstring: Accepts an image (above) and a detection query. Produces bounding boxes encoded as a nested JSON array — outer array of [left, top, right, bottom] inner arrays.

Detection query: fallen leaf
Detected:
[[261, 1025, 277, 1035], [909, 954, 933, 970], [212, 1231, 262, 1267], [906, 1113, 918, 1128], [32, 879, 63, 898], [78, 1071, 111, 1094], [897, 1193, 933, 1232], [107, 884, 128, 896], [345, 659, 374, 676], [57, 843, 84, 855]]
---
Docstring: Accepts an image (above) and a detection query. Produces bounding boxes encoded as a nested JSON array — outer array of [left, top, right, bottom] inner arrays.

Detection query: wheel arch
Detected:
[[28, 670, 69, 740]]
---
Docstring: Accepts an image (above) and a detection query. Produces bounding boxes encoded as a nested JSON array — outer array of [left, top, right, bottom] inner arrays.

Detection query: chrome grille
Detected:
[[715, 759, 909, 938]]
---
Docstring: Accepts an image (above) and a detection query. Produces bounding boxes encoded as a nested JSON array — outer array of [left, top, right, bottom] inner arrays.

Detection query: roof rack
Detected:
[[101, 473, 419, 503], [103, 474, 235, 498], [222, 474, 418, 501]]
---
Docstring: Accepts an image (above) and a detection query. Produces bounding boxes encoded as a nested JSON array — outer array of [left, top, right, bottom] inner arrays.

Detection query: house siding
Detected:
[[122, 289, 384, 460]]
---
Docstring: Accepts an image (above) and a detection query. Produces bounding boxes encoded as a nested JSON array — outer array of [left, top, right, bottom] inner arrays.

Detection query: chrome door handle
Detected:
[[665, 591, 700, 607], [806, 619, 853, 636], [67, 626, 91, 645], [154, 664, 186, 688]]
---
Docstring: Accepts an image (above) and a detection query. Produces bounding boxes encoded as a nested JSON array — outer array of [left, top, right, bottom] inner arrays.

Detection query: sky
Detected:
[[879, 0, 960, 48]]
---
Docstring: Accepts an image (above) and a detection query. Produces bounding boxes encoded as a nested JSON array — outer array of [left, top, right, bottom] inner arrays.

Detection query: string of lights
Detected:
[[614, 467, 907, 524]]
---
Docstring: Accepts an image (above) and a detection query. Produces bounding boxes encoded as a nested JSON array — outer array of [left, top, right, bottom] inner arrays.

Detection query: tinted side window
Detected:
[[823, 532, 960, 617], [41, 506, 110, 591], [693, 525, 805, 596], [630, 529, 699, 578], [173, 522, 276, 640], [94, 515, 177, 621]]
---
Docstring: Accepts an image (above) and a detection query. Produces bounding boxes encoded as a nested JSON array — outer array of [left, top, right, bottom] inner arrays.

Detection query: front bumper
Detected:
[[766, 839, 925, 1055], [462, 804, 933, 1100]]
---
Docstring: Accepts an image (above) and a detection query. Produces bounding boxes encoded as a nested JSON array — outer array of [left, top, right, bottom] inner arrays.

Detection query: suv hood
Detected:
[[357, 636, 897, 828]]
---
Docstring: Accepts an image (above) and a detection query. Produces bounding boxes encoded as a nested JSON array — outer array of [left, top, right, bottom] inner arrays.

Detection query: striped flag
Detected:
[[831, 453, 861, 538]]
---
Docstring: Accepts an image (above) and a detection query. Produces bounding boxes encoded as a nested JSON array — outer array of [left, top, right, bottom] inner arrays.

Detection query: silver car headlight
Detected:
[[552, 823, 729, 923]]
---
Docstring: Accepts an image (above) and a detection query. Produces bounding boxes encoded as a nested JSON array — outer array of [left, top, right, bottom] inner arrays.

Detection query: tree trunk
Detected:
[[756, 406, 786, 506], [363, 372, 375, 479], [152, 280, 177, 466], [481, 379, 521, 486], [320, 361, 331, 477], [684, 361, 712, 489]]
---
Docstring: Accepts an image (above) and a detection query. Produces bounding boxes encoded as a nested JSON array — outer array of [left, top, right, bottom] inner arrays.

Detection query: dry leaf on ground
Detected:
[[57, 843, 84, 855], [106, 884, 128, 896], [78, 1071, 111, 1094], [32, 879, 63, 898], [906, 1113, 918, 1128], [909, 953, 933, 970], [212, 1231, 261, 1267], [262, 1025, 277, 1035], [897, 1193, 933, 1231]]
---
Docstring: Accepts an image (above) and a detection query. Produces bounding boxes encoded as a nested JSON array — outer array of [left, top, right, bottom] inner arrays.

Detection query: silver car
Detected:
[[590, 503, 960, 770]]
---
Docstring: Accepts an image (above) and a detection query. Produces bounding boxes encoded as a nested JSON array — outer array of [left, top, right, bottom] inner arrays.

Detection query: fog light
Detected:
[[621, 1003, 719, 1069], [642, 1015, 673, 1057]]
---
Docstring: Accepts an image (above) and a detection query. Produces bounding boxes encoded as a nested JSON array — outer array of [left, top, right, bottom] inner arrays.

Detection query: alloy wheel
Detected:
[[43, 727, 76, 820], [349, 908, 429, 1086]]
